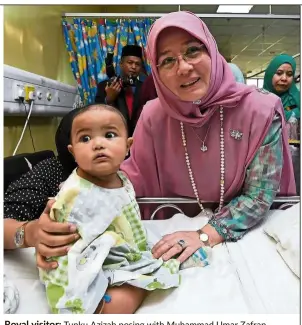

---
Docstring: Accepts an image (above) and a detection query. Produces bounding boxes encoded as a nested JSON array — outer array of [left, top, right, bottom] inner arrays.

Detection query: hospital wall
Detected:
[[4, 5, 137, 157]]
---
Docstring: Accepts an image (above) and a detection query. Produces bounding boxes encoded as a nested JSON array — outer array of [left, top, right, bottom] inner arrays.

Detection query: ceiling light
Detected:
[[217, 5, 253, 13]]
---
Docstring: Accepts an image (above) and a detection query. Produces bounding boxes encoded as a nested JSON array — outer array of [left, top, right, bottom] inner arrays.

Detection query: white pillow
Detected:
[[263, 203, 300, 277]]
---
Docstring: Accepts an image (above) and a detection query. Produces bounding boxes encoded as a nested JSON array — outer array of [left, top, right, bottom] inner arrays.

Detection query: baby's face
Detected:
[[69, 109, 130, 177]]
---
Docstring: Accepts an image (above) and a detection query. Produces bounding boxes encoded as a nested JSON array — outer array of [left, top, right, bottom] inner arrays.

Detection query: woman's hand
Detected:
[[151, 231, 203, 263], [35, 199, 80, 270]]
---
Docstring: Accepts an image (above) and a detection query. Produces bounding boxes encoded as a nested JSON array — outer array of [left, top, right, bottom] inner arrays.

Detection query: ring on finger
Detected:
[[177, 239, 186, 250]]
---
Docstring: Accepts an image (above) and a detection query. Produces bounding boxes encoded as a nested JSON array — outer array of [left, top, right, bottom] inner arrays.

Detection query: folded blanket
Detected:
[[263, 203, 300, 277]]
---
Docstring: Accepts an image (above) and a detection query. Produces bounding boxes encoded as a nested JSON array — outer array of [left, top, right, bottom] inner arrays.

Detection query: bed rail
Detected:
[[136, 196, 300, 220]]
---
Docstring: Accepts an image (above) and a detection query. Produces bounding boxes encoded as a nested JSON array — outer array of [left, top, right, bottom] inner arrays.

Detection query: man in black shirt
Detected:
[[95, 45, 144, 136]]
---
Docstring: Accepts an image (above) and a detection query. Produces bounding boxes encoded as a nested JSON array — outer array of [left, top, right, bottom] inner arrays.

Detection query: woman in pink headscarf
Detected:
[[35, 11, 295, 270], [120, 11, 296, 262]]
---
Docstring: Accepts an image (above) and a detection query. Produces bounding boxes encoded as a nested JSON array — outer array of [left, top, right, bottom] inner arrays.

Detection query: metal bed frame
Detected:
[[136, 196, 300, 220]]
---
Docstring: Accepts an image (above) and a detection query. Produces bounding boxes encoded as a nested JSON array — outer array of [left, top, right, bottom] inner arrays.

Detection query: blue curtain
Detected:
[[62, 18, 155, 104]]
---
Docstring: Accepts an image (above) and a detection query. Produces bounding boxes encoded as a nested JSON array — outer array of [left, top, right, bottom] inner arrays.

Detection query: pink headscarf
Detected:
[[121, 11, 296, 218], [146, 11, 252, 127]]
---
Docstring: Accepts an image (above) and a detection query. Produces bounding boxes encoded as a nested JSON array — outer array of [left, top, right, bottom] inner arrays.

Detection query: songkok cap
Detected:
[[121, 45, 142, 59]]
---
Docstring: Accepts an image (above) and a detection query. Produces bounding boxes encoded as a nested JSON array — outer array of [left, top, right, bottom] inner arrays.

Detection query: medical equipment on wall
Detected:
[[4, 65, 80, 155], [4, 65, 79, 117]]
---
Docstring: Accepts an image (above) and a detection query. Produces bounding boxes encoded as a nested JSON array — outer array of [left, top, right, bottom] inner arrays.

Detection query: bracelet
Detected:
[[23, 221, 31, 247]]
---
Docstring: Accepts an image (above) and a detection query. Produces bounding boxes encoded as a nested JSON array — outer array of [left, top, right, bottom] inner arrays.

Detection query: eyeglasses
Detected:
[[156, 44, 207, 71]]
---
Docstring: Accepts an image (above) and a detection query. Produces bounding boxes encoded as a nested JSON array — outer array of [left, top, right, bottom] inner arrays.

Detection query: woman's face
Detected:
[[156, 27, 211, 102], [272, 63, 294, 93]]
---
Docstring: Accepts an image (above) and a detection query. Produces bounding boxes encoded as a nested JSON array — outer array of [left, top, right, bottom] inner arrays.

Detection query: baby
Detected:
[[39, 104, 180, 314]]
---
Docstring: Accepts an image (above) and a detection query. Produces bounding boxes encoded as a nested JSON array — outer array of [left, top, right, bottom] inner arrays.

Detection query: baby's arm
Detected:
[[96, 284, 147, 314]]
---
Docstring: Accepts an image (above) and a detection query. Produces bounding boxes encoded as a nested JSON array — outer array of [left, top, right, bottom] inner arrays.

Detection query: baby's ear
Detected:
[[127, 137, 133, 148], [67, 144, 74, 158], [126, 137, 133, 155]]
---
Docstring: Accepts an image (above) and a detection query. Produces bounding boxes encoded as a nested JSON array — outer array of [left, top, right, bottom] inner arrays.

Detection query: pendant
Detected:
[[200, 143, 208, 152]]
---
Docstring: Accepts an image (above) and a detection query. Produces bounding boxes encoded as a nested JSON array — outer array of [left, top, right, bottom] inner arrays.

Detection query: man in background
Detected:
[[95, 45, 143, 136]]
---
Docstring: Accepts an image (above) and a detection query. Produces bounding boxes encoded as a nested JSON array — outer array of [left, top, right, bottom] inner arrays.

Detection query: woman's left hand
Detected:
[[151, 231, 203, 263]]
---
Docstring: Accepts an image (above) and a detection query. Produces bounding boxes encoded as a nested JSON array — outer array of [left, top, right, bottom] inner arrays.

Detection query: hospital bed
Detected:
[[4, 196, 299, 314]]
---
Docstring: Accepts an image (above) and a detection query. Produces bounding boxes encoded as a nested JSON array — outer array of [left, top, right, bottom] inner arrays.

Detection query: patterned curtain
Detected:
[[62, 18, 155, 104]]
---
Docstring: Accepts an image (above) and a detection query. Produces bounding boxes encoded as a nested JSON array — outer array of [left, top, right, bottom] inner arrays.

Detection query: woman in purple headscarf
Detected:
[[35, 11, 295, 270], [121, 11, 295, 262]]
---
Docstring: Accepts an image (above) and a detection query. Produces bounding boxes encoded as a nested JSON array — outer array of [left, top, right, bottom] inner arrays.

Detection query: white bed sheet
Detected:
[[4, 210, 299, 314]]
